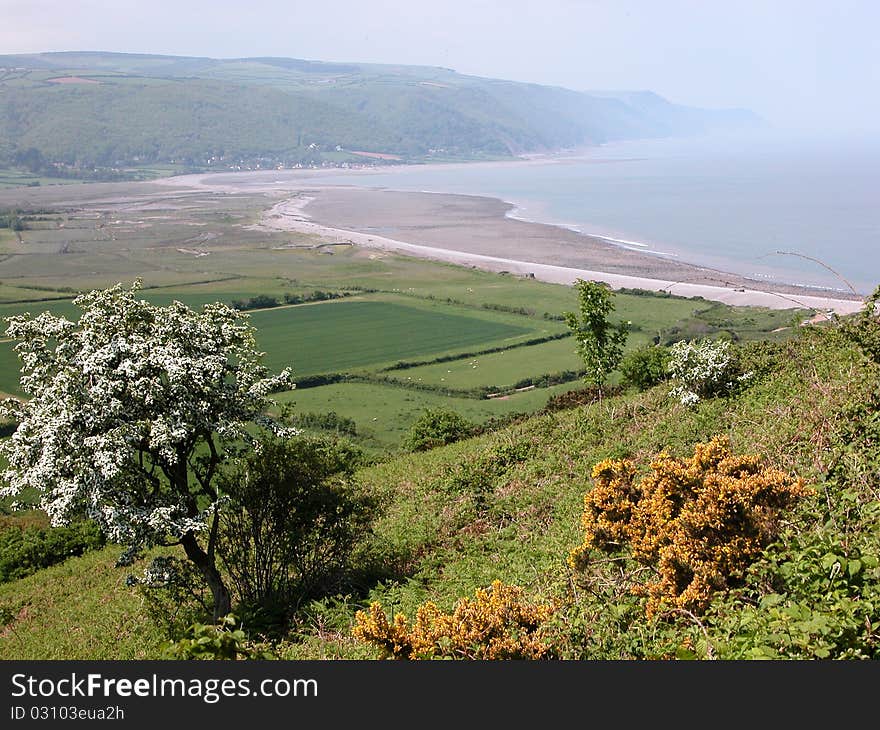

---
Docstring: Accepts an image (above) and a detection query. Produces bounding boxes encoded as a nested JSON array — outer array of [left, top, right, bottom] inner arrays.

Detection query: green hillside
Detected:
[[2, 303, 878, 660], [0, 52, 762, 177]]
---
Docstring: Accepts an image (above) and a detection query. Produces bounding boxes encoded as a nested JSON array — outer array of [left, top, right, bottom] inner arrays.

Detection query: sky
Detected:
[[3, 0, 879, 133]]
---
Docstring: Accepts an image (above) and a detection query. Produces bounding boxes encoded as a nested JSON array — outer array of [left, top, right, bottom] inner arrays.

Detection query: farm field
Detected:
[[0, 182, 812, 448], [0, 292, 549, 394], [247, 295, 539, 378], [273, 381, 575, 450], [0, 168, 86, 189], [384, 336, 582, 389]]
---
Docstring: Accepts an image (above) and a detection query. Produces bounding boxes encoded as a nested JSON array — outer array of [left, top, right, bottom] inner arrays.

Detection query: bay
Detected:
[[310, 132, 880, 294]]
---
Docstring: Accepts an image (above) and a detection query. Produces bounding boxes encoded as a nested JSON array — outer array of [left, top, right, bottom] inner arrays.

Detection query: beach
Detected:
[[258, 186, 864, 315], [149, 167, 865, 315]]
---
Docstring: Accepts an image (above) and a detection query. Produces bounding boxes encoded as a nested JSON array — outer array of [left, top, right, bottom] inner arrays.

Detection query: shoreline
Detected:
[[146, 163, 865, 314], [0, 154, 864, 315], [255, 188, 863, 315]]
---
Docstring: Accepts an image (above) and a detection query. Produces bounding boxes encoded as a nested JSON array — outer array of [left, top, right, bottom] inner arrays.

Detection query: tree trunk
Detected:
[[182, 532, 232, 621]]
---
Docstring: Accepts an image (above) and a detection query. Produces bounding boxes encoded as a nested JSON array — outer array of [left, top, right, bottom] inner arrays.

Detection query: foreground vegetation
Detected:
[[2, 289, 876, 659], [0, 177, 863, 660]]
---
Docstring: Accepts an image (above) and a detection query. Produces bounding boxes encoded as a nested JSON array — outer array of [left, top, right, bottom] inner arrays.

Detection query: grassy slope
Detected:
[[286, 326, 873, 658], [0, 546, 167, 659], [274, 381, 575, 451], [1, 324, 870, 659]]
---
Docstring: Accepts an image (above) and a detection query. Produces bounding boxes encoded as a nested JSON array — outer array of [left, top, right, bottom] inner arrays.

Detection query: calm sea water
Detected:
[[310, 132, 880, 294]]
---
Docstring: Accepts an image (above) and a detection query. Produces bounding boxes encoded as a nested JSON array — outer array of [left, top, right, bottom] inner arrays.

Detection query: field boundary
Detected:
[[289, 367, 585, 399], [378, 331, 572, 372]]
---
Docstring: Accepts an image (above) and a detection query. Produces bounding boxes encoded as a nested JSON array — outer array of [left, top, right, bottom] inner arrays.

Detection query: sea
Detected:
[[308, 131, 880, 295]]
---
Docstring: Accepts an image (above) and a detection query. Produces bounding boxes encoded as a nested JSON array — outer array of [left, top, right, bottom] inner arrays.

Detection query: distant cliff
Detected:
[[0, 52, 764, 175]]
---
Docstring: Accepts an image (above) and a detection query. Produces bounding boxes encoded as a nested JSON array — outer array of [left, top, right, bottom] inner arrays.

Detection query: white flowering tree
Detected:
[[667, 338, 750, 406], [0, 282, 291, 619]]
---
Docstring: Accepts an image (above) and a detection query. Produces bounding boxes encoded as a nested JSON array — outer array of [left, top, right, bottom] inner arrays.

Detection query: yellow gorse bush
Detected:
[[570, 436, 808, 616], [352, 580, 554, 659]]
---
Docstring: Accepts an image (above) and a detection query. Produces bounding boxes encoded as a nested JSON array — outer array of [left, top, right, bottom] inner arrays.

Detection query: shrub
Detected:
[[708, 526, 880, 659], [0, 520, 105, 584], [352, 581, 554, 659], [440, 434, 535, 513], [569, 437, 807, 616], [283, 290, 347, 306], [539, 385, 623, 413], [667, 338, 749, 406], [705, 379, 880, 659], [217, 436, 377, 623], [620, 345, 671, 391], [842, 284, 880, 365], [288, 410, 358, 436], [402, 408, 476, 452], [0, 212, 26, 231], [230, 295, 276, 310], [126, 555, 212, 638], [160, 615, 276, 660]]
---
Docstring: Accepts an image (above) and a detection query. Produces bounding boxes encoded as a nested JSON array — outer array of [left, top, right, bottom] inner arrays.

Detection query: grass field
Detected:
[[0, 168, 86, 189], [0, 185, 813, 447], [249, 296, 536, 378], [383, 337, 582, 389], [273, 380, 575, 450], [0, 344, 21, 395], [0, 293, 545, 395]]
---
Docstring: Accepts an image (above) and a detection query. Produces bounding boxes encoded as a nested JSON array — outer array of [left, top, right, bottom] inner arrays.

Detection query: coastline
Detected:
[[257, 187, 863, 315], [148, 165, 864, 315]]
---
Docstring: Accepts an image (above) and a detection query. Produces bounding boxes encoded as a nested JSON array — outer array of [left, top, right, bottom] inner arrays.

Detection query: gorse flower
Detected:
[[352, 581, 554, 659], [570, 437, 807, 616]]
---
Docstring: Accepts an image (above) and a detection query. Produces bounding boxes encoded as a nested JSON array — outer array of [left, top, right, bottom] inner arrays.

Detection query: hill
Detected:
[[0, 51, 763, 177], [2, 301, 878, 660]]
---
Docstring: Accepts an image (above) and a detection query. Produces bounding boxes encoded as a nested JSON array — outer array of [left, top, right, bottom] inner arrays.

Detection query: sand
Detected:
[[149, 165, 866, 314], [2, 153, 862, 315], [251, 187, 862, 315]]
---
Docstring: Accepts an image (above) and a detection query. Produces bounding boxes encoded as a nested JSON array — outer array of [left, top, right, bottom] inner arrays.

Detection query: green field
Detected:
[[248, 297, 535, 378], [274, 381, 575, 449], [0, 343, 20, 395], [0, 184, 813, 448], [0, 294, 544, 395], [384, 336, 582, 389]]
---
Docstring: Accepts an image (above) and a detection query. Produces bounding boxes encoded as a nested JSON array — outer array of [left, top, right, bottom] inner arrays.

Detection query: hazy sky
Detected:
[[3, 0, 879, 132]]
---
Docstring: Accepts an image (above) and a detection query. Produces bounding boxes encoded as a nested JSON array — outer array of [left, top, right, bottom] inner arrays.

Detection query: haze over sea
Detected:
[[311, 132, 880, 295]]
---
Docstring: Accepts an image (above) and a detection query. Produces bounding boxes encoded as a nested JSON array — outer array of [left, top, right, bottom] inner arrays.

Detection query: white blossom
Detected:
[[667, 338, 746, 407], [0, 281, 292, 557]]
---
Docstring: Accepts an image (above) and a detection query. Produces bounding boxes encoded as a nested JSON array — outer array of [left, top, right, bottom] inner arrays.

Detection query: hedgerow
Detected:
[[0, 521, 105, 584]]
